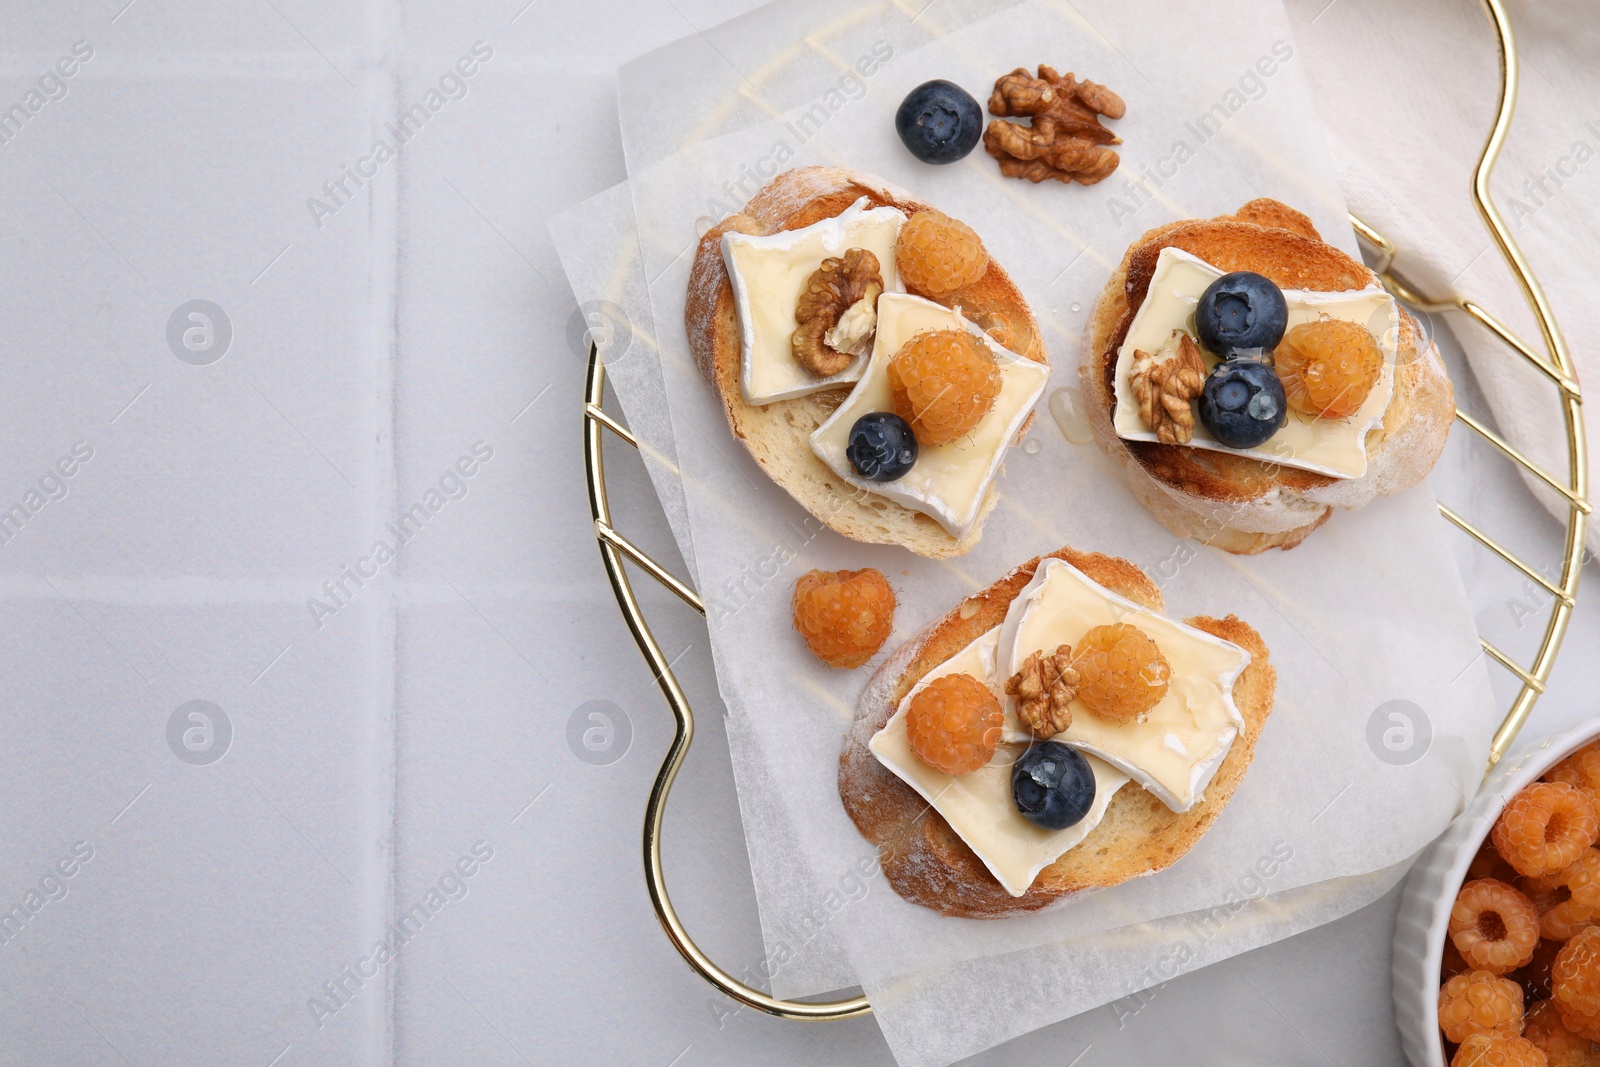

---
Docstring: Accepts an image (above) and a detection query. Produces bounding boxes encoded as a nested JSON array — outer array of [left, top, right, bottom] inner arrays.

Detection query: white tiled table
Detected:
[[0, 1, 1592, 1064]]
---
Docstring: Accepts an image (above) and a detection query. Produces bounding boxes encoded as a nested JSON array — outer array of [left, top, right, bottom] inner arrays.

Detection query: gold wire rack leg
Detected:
[[582, 0, 1583, 1020], [1351, 0, 1585, 772], [585, 353, 871, 1019]]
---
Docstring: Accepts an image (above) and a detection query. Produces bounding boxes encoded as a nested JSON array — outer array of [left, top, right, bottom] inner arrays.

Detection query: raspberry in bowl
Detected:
[[1395, 724, 1600, 1065]]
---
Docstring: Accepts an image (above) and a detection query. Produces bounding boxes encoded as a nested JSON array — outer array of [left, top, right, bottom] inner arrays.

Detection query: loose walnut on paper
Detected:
[[984, 65, 1126, 186]]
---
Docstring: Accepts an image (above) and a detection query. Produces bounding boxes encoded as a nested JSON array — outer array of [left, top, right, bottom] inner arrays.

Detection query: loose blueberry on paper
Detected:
[[847, 412, 918, 481], [1012, 741, 1096, 830], [895, 80, 983, 164], [1199, 359, 1287, 449], [1195, 271, 1288, 356]]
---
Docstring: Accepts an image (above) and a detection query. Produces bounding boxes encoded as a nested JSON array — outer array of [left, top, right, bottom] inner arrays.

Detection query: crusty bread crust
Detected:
[[838, 546, 1275, 917], [1080, 200, 1454, 554], [685, 166, 1048, 559]]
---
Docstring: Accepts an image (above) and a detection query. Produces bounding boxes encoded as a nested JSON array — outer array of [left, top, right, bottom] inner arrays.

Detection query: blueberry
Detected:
[[1194, 272, 1288, 356], [1011, 741, 1096, 831], [1198, 358, 1287, 449], [894, 80, 983, 165], [847, 412, 918, 481]]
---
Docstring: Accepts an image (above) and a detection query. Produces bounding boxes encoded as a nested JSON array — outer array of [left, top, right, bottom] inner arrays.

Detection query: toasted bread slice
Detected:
[[686, 167, 1047, 559], [838, 546, 1275, 917], [1081, 200, 1454, 554]]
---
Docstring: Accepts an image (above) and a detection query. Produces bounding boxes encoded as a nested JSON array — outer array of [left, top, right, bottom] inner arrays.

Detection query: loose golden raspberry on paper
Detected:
[[1452, 879, 1542, 974], [1071, 623, 1171, 722], [905, 672, 1004, 775], [896, 209, 989, 296], [1554, 928, 1600, 1040], [791, 568, 895, 669], [1274, 317, 1383, 419], [887, 329, 1002, 446], [1439, 970, 1525, 1043], [1494, 783, 1600, 879], [1525, 999, 1600, 1067], [1452, 1032, 1551, 1067], [1550, 745, 1600, 811]]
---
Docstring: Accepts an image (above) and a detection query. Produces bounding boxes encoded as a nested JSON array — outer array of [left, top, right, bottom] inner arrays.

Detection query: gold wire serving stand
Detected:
[[582, 0, 1584, 1021]]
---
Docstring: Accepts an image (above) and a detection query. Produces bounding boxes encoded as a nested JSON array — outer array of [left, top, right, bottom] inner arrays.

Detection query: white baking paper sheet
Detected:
[[552, 0, 1498, 1062]]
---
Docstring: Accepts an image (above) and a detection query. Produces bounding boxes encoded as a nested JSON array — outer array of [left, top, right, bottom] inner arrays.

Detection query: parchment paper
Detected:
[[554, 0, 1499, 1060]]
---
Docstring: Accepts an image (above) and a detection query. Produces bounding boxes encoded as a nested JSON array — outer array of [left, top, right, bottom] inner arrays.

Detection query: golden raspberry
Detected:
[[1440, 970, 1525, 1043], [791, 568, 895, 669], [905, 672, 1003, 775], [1516, 870, 1580, 940], [1452, 1032, 1550, 1067], [896, 209, 989, 296], [1274, 317, 1383, 419], [1545, 851, 1600, 928], [1445, 938, 1473, 980], [1568, 1017, 1600, 1049], [1554, 928, 1600, 1040], [1525, 999, 1600, 1067], [1452, 879, 1542, 974], [1472, 840, 1524, 885], [887, 329, 1001, 445], [1527, 873, 1593, 943], [1514, 939, 1567, 1007], [1550, 745, 1600, 812], [1495, 784, 1600, 879], [1071, 623, 1171, 722]]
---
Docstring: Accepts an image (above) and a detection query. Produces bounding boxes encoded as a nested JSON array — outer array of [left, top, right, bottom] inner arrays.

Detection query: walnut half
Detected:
[[984, 65, 1125, 186], [1131, 330, 1207, 445], [791, 247, 884, 379], [1005, 644, 1079, 737]]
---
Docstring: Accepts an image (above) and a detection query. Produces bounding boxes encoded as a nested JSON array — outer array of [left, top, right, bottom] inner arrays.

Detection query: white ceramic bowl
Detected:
[[1394, 719, 1600, 1065]]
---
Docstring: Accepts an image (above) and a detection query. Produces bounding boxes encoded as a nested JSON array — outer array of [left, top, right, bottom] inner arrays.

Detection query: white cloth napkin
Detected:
[[1289, 0, 1600, 550]]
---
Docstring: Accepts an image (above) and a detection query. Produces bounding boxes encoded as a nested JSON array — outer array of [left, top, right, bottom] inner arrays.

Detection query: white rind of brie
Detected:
[[721, 197, 906, 406], [996, 558, 1252, 813], [867, 628, 1130, 898], [1112, 246, 1400, 479], [810, 292, 1050, 539]]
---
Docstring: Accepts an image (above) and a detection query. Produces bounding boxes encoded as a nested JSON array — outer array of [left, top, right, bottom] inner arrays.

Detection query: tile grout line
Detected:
[[366, 1, 405, 1064]]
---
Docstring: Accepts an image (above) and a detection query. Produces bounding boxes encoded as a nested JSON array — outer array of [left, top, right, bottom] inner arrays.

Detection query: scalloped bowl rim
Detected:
[[1394, 718, 1600, 1066]]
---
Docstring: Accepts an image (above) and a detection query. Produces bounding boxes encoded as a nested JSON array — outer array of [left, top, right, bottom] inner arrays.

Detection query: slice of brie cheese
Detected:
[[1112, 246, 1400, 479], [996, 559, 1252, 813], [722, 197, 906, 405], [811, 292, 1050, 538], [867, 627, 1130, 898]]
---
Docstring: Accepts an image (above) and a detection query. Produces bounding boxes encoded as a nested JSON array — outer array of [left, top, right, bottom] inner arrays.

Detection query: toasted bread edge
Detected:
[[685, 166, 1049, 560], [1079, 201, 1454, 554], [837, 546, 1275, 918]]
